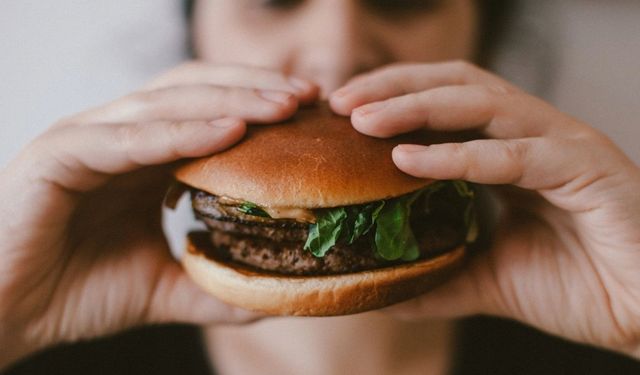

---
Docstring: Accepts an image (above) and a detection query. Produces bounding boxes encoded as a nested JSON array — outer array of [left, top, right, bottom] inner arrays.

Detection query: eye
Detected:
[[260, 0, 304, 10], [365, 0, 444, 15]]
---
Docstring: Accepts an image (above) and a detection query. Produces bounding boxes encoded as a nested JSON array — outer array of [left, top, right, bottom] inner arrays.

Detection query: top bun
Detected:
[[175, 102, 433, 208]]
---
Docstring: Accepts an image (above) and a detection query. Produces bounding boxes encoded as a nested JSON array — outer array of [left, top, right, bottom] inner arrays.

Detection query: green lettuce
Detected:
[[304, 208, 348, 257], [346, 201, 385, 244], [237, 202, 270, 218], [374, 189, 423, 261], [453, 180, 478, 243], [303, 181, 478, 260]]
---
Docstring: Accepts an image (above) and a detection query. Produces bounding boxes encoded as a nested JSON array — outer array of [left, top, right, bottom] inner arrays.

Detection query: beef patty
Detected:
[[192, 190, 465, 275]]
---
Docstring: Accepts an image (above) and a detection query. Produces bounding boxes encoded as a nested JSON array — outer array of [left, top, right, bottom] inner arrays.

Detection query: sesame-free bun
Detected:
[[175, 102, 434, 208], [183, 232, 465, 316]]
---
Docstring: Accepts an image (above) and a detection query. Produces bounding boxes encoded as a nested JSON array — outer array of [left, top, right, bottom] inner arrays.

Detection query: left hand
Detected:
[[329, 61, 640, 357], [0, 61, 319, 368]]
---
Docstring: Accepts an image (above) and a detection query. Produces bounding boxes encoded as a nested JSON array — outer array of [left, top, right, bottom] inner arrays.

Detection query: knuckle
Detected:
[[52, 115, 76, 128], [472, 85, 506, 112], [504, 139, 529, 161], [387, 63, 421, 83], [450, 142, 469, 159], [127, 88, 165, 108], [368, 63, 413, 80], [113, 123, 144, 151], [572, 129, 629, 168], [449, 59, 477, 74], [32, 125, 72, 149], [150, 62, 202, 85], [405, 91, 422, 106], [447, 60, 483, 84], [486, 83, 513, 96], [165, 120, 188, 138], [405, 92, 429, 116], [179, 60, 206, 71], [386, 62, 418, 74], [25, 132, 55, 158], [475, 84, 502, 101], [502, 140, 529, 183], [572, 125, 611, 147], [229, 64, 285, 82], [162, 122, 188, 159], [220, 64, 252, 81], [167, 61, 201, 76], [450, 143, 473, 178]]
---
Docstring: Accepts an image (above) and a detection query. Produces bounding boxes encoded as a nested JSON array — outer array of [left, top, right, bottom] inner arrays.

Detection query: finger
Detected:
[[330, 61, 503, 115], [350, 85, 557, 139], [147, 62, 319, 104], [146, 262, 263, 325], [392, 137, 621, 197], [31, 118, 246, 193], [70, 85, 298, 125], [383, 250, 506, 320]]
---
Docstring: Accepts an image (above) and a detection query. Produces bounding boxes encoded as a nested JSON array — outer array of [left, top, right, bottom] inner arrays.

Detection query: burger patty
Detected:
[[199, 215, 308, 242], [192, 190, 307, 226], [208, 229, 381, 275], [200, 217, 463, 275], [192, 189, 466, 275]]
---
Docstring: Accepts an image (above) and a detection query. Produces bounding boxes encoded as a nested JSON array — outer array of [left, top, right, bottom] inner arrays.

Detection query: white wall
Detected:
[[550, 0, 640, 163], [0, 0, 188, 166]]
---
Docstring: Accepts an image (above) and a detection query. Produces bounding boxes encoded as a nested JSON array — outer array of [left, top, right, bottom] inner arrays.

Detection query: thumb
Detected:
[[145, 262, 263, 326], [383, 252, 505, 320]]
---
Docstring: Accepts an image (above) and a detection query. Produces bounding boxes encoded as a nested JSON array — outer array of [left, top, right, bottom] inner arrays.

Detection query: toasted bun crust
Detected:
[[175, 103, 435, 208], [182, 232, 465, 316]]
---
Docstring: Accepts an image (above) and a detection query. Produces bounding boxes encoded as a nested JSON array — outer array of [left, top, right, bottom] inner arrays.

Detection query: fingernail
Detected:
[[257, 90, 293, 105], [288, 77, 314, 92], [209, 118, 240, 128], [395, 144, 429, 153], [355, 101, 387, 116]]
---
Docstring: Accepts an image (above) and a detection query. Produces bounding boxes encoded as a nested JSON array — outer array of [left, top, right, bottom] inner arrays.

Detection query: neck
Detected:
[[204, 312, 455, 375]]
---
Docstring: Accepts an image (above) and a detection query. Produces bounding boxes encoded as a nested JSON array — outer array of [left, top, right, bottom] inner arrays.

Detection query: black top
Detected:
[[6, 317, 640, 375]]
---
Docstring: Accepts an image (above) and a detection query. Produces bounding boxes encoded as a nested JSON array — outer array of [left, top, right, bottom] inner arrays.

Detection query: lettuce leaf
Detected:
[[347, 201, 385, 244], [374, 189, 423, 261], [453, 180, 478, 243], [237, 202, 271, 218], [303, 181, 478, 260], [304, 208, 347, 257]]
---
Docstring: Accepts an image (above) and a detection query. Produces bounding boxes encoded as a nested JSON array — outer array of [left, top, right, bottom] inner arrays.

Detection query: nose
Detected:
[[291, 0, 387, 97]]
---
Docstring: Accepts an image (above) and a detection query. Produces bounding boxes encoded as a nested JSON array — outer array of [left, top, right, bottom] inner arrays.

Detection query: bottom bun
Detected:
[[183, 232, 466, 316]]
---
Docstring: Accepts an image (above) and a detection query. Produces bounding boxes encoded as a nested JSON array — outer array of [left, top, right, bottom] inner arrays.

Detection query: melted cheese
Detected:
[[217, 196, 245, 205], [262, 207, 316, 223], [218, 196, 316, 223]]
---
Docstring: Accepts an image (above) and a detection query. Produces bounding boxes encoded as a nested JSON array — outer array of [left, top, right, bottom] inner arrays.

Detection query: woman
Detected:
[[2, 1, 640, 373]]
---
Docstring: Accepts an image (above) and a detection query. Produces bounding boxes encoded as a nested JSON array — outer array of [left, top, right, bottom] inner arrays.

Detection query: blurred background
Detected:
[[1, 1, 639, 374]]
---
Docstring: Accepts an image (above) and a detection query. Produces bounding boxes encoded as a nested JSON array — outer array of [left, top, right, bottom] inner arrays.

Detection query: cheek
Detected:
[[193, 3, 290, 69], [375, 2, 478, 63]]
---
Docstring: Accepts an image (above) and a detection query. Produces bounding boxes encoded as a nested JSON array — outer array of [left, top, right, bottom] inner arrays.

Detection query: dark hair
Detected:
[[184, 0, 194, 19], [184, 0, 513, 65], [477, 0, 513, 65]]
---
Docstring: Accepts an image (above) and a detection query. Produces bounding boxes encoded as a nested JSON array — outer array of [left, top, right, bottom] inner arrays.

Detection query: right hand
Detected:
[[0, 62, 319, 368]]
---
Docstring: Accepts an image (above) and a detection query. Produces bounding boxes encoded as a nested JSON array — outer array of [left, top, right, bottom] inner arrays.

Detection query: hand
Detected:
[[330, 61, 640, 356], [0, 62, 319, 368]]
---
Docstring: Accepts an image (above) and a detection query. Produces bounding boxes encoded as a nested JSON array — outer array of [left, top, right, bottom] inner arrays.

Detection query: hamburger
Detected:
[[170, 103, 478, 316]]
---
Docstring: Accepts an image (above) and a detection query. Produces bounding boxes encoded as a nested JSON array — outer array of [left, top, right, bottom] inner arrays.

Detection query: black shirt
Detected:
[[7, 317, 640, 375]]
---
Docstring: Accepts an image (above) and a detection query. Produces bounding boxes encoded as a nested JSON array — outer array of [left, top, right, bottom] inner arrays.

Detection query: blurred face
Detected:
[[194, 0, 479, 94]]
